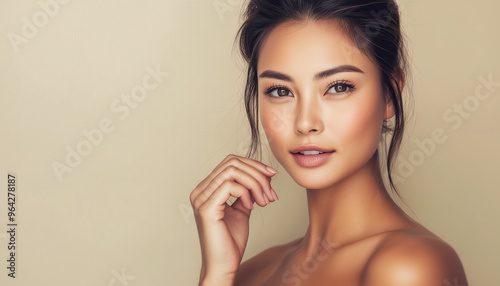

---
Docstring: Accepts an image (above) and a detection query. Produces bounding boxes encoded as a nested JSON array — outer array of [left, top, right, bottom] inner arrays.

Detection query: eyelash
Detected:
[[264, 80, 356, 99]]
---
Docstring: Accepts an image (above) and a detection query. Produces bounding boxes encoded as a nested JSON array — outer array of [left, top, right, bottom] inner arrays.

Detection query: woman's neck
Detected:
[[298, 152, 410, 258]]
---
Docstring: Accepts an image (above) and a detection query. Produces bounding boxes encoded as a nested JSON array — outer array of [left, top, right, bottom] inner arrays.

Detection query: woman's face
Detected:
[[258, 20, 393, 190]]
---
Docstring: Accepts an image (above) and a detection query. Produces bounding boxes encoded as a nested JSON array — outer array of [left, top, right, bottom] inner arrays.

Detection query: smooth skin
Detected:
[[191, 19, 468, 286]]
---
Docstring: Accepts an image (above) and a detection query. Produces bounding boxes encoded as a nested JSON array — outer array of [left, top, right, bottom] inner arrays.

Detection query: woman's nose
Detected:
[[294, 96, 323, 135]]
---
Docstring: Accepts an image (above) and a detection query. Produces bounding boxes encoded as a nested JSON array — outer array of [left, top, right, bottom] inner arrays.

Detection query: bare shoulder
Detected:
[[362, 230, 468, 286], [234, 238, 301, 286]]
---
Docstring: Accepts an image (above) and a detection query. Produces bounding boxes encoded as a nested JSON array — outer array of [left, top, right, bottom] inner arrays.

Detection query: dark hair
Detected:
[[236, 0, 412, 200]]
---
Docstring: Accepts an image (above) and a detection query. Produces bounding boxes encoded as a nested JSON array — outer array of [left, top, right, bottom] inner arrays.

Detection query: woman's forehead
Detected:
[[257, 19, 377, 78]]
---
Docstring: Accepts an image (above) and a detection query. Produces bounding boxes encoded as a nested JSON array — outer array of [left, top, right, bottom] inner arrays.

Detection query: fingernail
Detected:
[[271, 188, 279, 201], [266, 166, 278, 174], [264, 194, 270, 205]]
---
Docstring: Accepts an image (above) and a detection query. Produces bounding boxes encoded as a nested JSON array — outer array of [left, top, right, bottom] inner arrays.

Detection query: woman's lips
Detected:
[[290, 144, 334, 154], [291, 151, 334, 168]]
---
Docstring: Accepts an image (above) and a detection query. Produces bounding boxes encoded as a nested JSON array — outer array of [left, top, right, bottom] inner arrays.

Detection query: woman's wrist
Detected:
[[200, 272, 235, 286]]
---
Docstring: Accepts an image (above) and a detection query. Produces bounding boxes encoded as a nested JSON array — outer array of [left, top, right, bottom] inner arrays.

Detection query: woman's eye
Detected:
[[268, 87, 291, 97], [265, 83, 354, 98], [327, 83, 353, 94]]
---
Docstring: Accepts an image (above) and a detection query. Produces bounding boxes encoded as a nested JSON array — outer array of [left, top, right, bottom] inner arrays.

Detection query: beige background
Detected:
[[0, 0, 498, 285]]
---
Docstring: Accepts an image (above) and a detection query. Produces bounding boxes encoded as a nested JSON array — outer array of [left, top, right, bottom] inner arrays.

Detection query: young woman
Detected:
[[190, 1, 468, 285]]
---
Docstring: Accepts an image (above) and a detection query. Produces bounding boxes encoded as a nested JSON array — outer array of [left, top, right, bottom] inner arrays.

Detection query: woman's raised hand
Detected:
[[190, 154, 279, 285]]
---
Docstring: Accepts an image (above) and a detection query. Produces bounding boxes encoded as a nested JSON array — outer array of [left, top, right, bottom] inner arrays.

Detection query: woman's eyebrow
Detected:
[[258, 65, 364, 82]]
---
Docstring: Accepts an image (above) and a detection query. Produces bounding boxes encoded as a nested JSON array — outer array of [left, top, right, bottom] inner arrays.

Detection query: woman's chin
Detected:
[[287, 171, 339, 191]]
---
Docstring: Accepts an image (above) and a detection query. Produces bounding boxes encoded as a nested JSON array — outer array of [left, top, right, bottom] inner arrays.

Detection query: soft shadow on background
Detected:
[[0, 0, 498, 285]]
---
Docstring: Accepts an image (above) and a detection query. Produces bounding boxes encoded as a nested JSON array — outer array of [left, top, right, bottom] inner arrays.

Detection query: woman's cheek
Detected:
[[261, 104, 295, 163], [260, 105, 276, 142], [261, 103, 292, 137], [261, 106, 283, 154], [333, 96, 384, 156]]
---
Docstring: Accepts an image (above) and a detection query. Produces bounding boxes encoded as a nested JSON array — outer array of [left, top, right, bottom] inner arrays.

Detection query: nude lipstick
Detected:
[[290, 144, 335, 168]]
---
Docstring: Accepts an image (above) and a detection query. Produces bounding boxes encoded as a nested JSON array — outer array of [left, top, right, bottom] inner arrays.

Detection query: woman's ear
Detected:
[[384, 99, 395, 120], [384, 68, 405, 120]]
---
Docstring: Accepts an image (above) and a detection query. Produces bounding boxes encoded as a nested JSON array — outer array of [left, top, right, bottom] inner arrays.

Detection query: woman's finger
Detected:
[[194, 154, 278, 197], [218, 154, 278, 177], [230, 197, 252, 213], [217, 157, 276, 203], [198, 180, 253, 217], [193, 164, 268, 210]]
